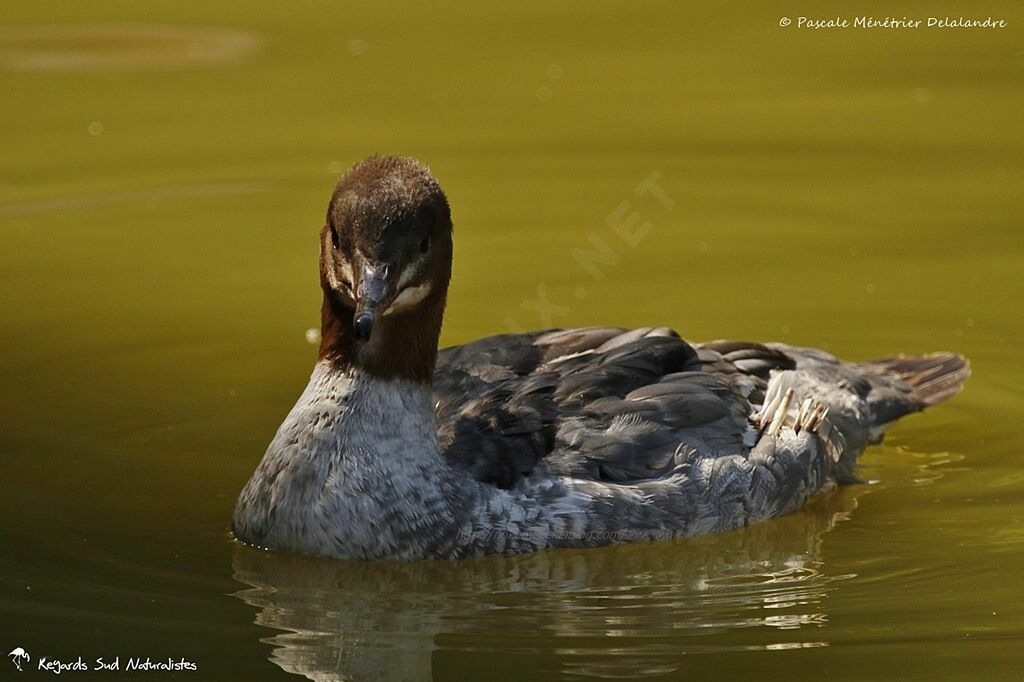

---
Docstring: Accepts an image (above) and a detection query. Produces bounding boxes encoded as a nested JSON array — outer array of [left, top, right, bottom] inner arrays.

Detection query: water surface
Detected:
[[2, 2, 1022, 680]]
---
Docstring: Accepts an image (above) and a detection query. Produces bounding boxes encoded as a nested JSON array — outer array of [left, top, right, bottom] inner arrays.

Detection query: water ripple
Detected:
[[0, 23, 260, 73], [0, 181, 276, 216]]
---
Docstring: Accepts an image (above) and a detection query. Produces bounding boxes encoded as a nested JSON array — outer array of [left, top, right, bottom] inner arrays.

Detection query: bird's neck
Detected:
[[317, 290, 445, 385], [322, 363, 441, 459]]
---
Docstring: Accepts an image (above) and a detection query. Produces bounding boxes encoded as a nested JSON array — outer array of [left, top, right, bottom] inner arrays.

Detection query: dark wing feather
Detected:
[[695, 340, 798, 404], [435, 327, 756, 488], [435, 330, 968, 495]]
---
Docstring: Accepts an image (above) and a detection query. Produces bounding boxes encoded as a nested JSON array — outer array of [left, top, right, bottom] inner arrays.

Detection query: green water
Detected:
[[2, 2, 1022, 680]]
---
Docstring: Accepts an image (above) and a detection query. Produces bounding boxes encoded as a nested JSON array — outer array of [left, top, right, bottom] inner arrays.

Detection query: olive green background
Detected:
[[1, 2, 1022, 680]]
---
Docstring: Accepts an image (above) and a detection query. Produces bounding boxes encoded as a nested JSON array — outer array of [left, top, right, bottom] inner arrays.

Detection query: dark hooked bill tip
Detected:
[[353, 312, 375, 341]]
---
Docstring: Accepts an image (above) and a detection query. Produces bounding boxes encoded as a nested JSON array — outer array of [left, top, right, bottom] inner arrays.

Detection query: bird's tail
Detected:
[[867, 353, 971, 407], [860, 352, 971, 426]]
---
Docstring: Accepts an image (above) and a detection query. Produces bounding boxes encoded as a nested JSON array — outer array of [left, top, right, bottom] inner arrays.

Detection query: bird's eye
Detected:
[[330, 225, 340, 250], [419, 234, 430, 254]]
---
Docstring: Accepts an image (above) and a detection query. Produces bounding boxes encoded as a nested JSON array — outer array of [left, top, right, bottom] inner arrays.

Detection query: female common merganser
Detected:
[[233, 155, 969, 561]]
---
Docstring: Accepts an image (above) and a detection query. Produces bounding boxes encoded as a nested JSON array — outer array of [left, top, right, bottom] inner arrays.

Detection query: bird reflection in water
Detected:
[[232, 484, 866, 680]]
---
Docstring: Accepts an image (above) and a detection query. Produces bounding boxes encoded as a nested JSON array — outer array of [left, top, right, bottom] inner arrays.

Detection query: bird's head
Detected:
[[318, 156, 453, 382]]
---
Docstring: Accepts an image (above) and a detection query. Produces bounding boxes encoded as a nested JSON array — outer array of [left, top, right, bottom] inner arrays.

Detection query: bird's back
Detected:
[[434, 326, 969, 495]]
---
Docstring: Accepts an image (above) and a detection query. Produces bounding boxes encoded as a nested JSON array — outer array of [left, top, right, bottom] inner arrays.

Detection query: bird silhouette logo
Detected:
[[8, 647, 30, 671]]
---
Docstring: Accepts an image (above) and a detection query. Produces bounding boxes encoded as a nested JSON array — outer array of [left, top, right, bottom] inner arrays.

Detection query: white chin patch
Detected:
[[383, 283, 431, 316]]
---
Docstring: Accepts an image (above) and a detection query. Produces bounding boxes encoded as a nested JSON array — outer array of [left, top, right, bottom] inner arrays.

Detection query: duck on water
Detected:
[[232, 156, 969, 561]]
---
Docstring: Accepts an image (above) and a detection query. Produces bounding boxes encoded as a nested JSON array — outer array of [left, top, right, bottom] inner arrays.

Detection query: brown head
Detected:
[[318, 156, 453, 384]]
